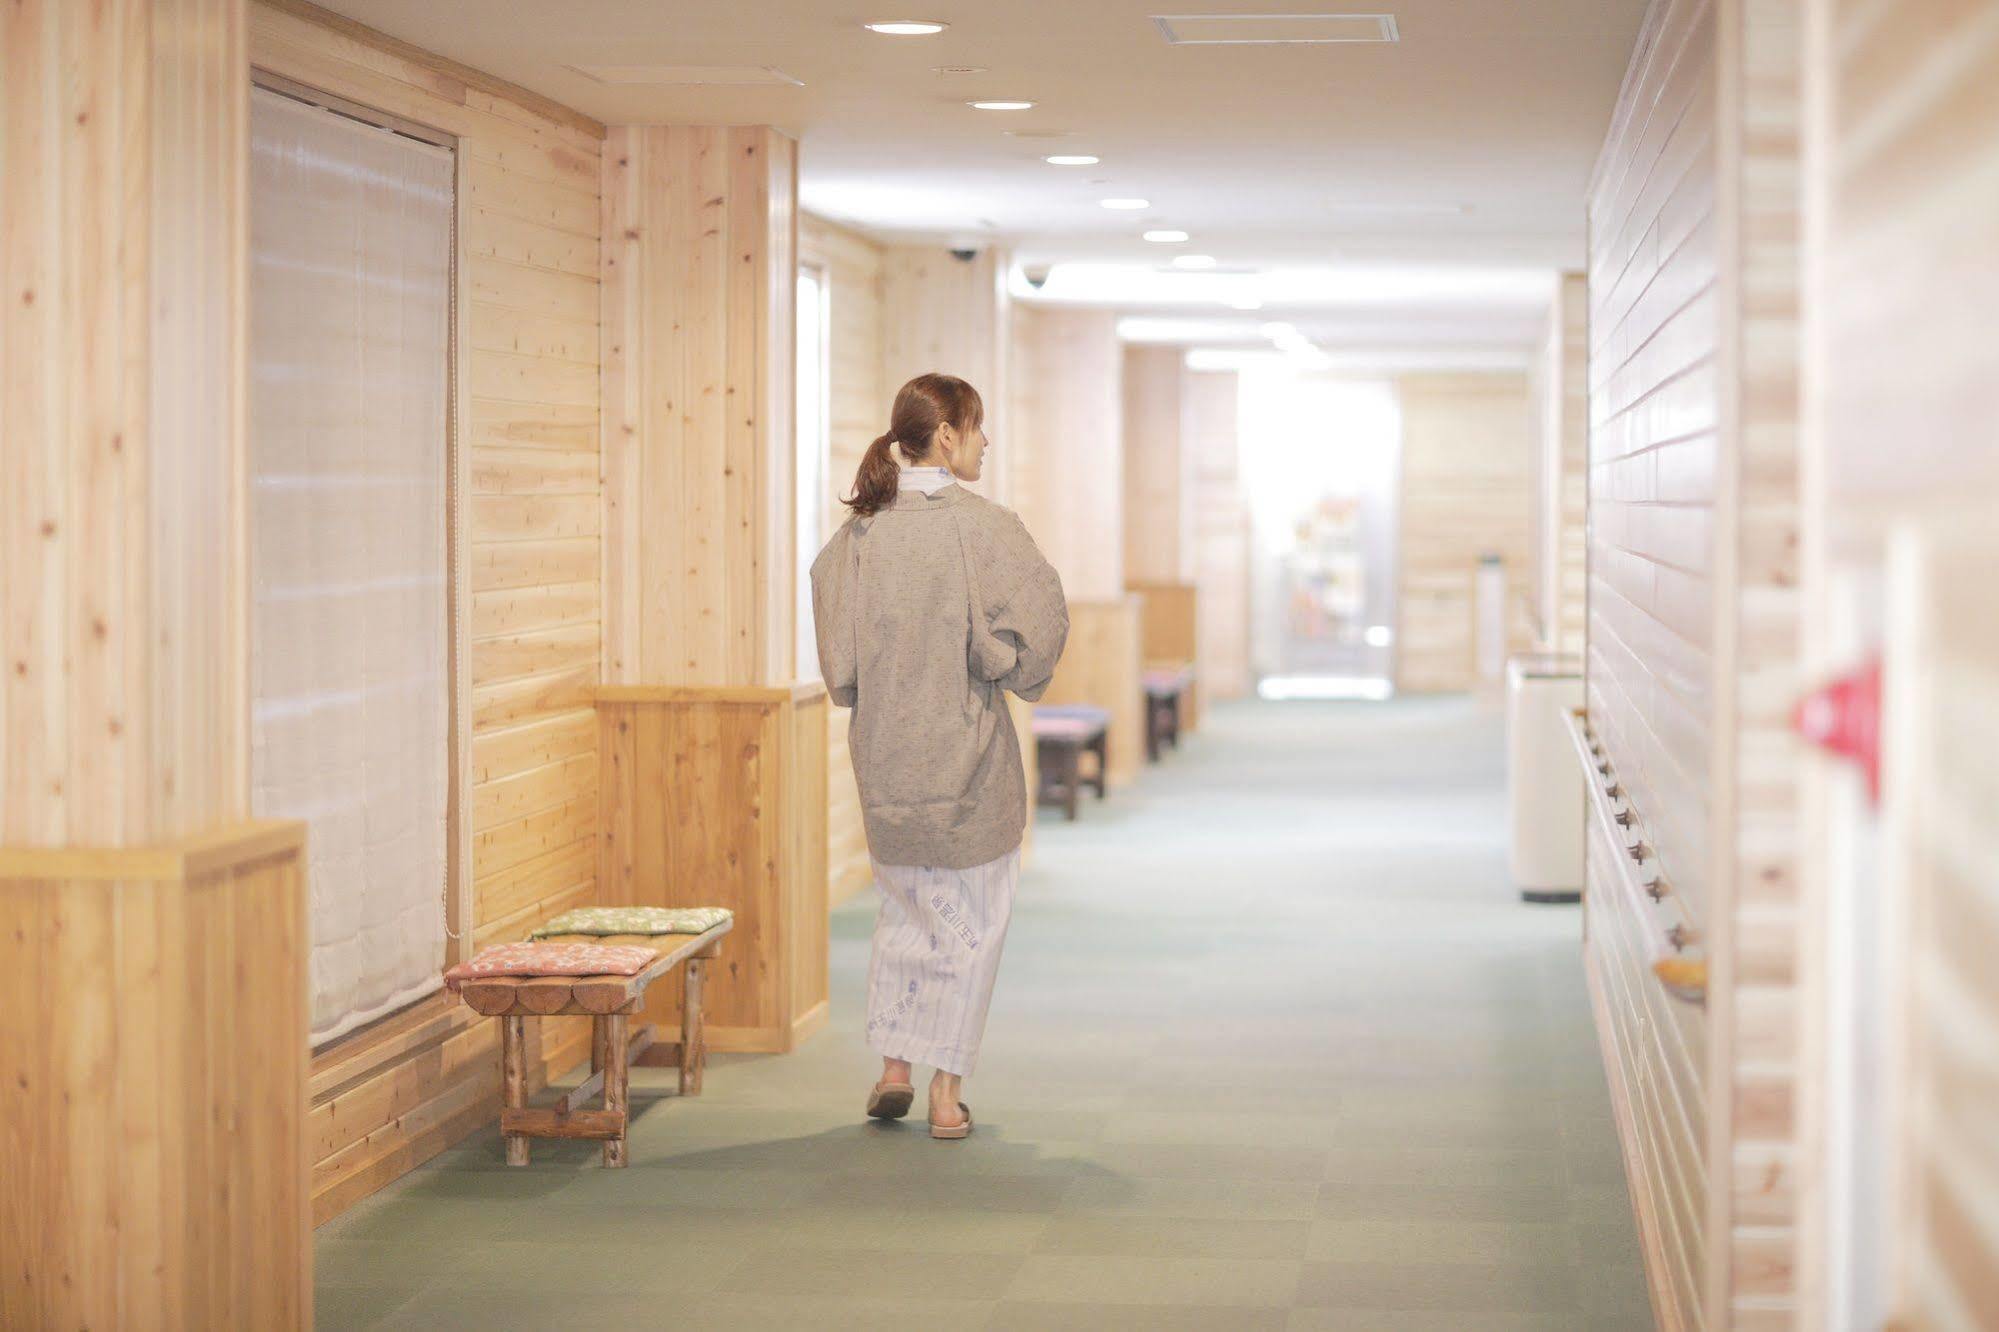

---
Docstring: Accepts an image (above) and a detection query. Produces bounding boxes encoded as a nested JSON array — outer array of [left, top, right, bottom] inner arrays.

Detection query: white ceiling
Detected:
[[317, 0, 1646, 361]]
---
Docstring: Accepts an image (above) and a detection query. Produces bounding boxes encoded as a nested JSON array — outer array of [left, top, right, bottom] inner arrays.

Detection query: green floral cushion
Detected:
[[530, 905, 733, 939]]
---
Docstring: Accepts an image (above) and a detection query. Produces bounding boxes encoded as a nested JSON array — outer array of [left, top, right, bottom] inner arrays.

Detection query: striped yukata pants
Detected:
[[863, 844, 1021, 1076]]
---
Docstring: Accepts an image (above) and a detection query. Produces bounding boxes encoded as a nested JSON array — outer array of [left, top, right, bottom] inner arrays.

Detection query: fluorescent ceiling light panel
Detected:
[[865, 19, 948, 34], [969, 100, 1036, 110], [1045, 154, 1100, 165], [1173, 254, 1218, 269], [1101, 198, 1150, 209], [1143, 228, 1189, 242], [568, 64, 802, 85], [1152, 13, 1399, 44]]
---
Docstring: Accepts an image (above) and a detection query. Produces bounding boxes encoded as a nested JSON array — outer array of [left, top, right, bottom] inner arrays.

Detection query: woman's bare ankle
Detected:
[[880, 1057, 912, 1086], [928, 1071, 964, 1124]]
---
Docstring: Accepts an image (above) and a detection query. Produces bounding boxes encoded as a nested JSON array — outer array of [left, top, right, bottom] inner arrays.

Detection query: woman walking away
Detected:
[[809, 372, 1069, 1140]]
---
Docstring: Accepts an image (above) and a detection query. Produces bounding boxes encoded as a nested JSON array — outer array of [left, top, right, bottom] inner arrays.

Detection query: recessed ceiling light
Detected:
[[969, 99, 1036, 110], [1143, 229, 1189, 243], [865, 20, 947, 35], [1044, 154, 1100, 166], [1100, 198, 1150, 210], [1172, 254, 1217, 269]]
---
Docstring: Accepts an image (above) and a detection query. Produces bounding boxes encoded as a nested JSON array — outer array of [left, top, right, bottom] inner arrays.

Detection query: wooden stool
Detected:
[[1142, 664, 1194, 761], [1032, 706, 1110, 819], [453, 922, 729, 1167]]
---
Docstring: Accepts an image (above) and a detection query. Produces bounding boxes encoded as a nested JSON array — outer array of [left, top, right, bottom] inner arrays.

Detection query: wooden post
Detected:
[[602, 1013, 630, 1167], [502, 1016, 528, 1166], [679, 958, 706, 1096]]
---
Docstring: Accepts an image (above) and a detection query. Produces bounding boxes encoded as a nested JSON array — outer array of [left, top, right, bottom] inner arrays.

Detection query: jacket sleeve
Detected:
[[809, 528, 858, 708], [974, 513, 1070, 701]]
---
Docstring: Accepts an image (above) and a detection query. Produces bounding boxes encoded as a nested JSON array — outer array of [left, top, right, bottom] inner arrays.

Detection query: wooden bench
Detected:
[[1142, 663, 1195, 762], [453, 921, 730, 1167], [1032, 705, 1110, 820]]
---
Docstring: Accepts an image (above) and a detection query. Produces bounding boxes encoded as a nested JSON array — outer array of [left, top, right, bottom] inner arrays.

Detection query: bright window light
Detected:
[[865, 20, 947, 34], [1257, 676, 1396, 701], [1044, 154, 1099, 166], [1228, 296, 1264, 310], [1100, 198, 1150, 209], [1143, 229, 1189, 243]]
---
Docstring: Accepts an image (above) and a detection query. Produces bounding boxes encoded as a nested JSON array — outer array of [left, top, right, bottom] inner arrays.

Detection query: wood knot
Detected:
[[20, 288, 33, 306], [76, 110, 88, 125], [39, 520, 55, 538], [107, 717, 122, 737], [92, 617, 108, 640], [12, 661, 26, 677]]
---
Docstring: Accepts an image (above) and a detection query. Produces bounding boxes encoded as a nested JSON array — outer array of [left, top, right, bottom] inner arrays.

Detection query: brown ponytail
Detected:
[[843, 372, 984, 517]]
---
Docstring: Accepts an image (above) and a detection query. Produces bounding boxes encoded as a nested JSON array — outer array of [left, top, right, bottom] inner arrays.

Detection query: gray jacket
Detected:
[[809, 484, 1070, 868]]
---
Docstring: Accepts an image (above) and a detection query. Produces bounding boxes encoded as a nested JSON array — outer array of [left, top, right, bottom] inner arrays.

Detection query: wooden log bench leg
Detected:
[[603, 1012, 630, 1168], [1090, 732, 1110, 798], [502, 1015, 529, 1167], [680, 957, 707, 1096]]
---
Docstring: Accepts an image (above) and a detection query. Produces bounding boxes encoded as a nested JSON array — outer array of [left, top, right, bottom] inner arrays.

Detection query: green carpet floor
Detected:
[[316, 696, 1652, 1330]]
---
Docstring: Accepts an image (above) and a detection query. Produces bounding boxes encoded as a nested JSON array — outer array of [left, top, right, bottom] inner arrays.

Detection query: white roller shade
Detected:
[[249, 87, 454, 1047]]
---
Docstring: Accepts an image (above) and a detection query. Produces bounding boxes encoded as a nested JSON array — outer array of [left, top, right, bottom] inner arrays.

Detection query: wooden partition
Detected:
[[1041, 596, 1145, 788], [1128, 581, 1202, 728], [1393, 372, 1537, 693], [1, 824, 310, 1328], [1584, 0, 1805, 1323], [595, 686, 829, 1052], [1123, 345, 1192, 586]]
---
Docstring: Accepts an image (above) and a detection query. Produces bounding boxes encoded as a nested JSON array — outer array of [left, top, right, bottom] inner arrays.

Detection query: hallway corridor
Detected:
[[316, 699, 1649, 1329]]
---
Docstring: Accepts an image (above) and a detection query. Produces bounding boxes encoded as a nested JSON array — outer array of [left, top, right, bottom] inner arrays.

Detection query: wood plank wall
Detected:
[[800, 214, 886, 907], [1009, 306, 1126, 601], [1589, 0, 1807, 1323], [1536, 273, 1591, 655], [2, 0, 250, 847], [1186, 369, 1253, 701], [1805, 1, 1999, 1322], [601, 124, 798, 687], [247, 0, 611, 1222], [1394, 372, 1538, 692], [880, 245, 1013, 504], [1588, 2, 1721, 1321], [1123, 345, 1193, 584]]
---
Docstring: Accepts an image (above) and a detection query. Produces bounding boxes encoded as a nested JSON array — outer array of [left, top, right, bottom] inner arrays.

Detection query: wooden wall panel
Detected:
[[1535, 272, 1591, 654], [1805, 2, 1999, 1323], [248, 0, 607, 1222], [601, 124, 798, 687], [1128, 582, 1201, 728], [1, 825, 309, 1329], [1589, 4, 1721, 1324], [1587, 0, 1805, 1323], [1040, 597, 1144, 789], [1185, 370, 1253, 701], [1394, 372, 1538, 693], [880, 244, 1013, 504], [1123, 345, 1192, 584], [1009, 306, 1125, 601], [1, 0, 250, 847], [596, 687, 829, 1052]]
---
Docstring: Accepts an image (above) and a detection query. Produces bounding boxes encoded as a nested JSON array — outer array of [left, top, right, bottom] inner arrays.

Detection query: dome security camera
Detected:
[[1023, 264, 1051, 290]]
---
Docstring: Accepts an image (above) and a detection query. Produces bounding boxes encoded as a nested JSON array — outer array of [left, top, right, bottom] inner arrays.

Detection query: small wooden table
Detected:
[[454, 921, 730, 1167]]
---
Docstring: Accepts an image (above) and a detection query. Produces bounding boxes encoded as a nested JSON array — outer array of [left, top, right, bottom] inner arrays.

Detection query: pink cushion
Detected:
[[1033, 715, 1099, 740], [444, 941, 660, 988]]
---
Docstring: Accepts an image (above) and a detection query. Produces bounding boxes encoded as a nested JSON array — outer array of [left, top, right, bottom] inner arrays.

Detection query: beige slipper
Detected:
[[929, 1101, 973, 1140], [865, 1081, 915, 1120]]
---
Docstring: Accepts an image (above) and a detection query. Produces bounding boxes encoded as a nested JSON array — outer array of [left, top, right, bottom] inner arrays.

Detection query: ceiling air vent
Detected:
[[567, 65, 803, 86], [1151, 14, 1399, 44]]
